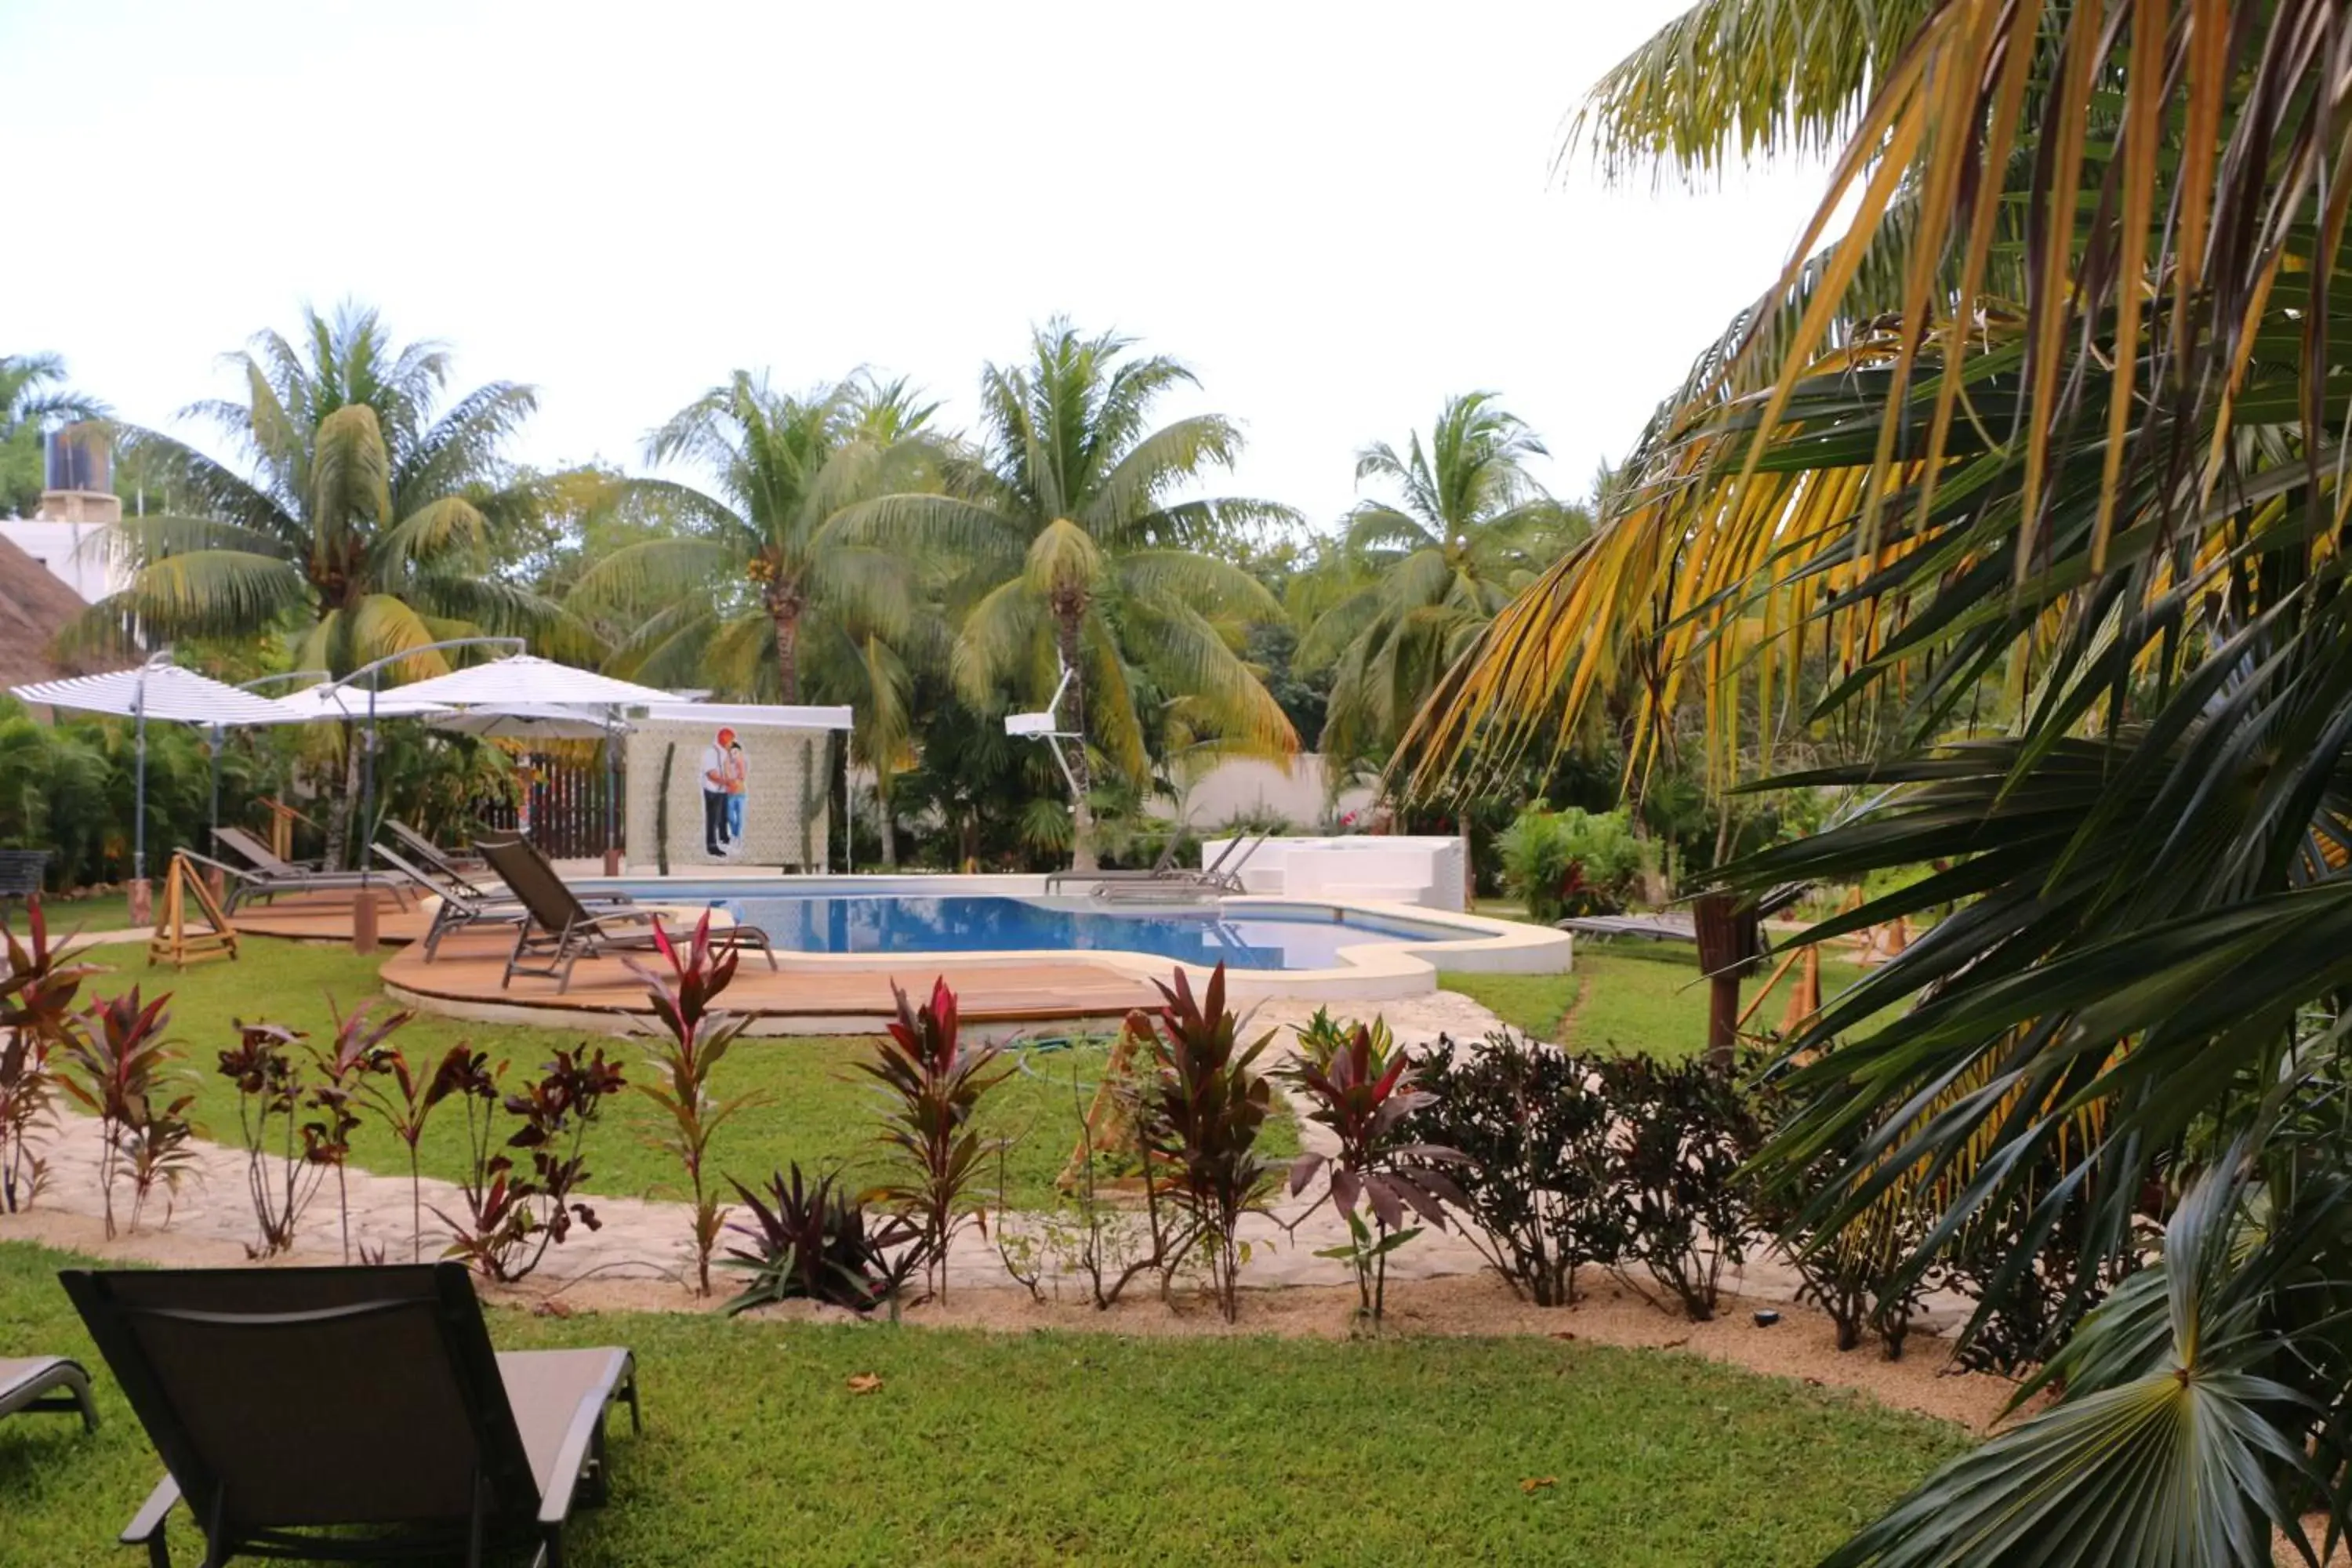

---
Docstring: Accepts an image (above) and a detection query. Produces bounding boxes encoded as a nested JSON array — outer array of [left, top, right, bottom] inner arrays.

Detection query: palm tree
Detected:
[[845, 319, 1299, 869], [2, 353, 106, 517], [572, 372, 935, 704], [69, 304, 569, 858], [1298, 393, 1580, 764], [1409, 3, 2352, 1562]]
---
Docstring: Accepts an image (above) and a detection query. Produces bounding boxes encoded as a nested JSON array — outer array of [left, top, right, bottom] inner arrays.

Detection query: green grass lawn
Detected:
[[1442, 942, 1878, 1060], [64, 939, 1290, 1211], [21, 892, 139, 937], [0, 1240, 1965, 1567]]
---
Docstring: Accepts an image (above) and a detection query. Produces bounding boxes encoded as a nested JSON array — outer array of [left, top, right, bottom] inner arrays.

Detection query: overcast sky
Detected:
[[3, 1, 1834, 532]]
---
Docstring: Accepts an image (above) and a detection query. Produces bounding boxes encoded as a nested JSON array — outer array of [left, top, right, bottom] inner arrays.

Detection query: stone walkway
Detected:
[[3, 987, 1820, 1311]]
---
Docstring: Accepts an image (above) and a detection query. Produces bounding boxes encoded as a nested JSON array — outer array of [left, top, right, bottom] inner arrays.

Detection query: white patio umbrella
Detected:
[[13, 655, 300, 888], [427, 703, 620, 742], [266, 685, 456, 724], [369, 657, 677, 866]]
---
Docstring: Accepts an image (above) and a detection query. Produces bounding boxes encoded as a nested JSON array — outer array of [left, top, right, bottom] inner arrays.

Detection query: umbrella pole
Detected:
[[130, 682, 151, 926], [354, 688, 379, 955], [603, 716, 621, 877], [207, 724, 221, 837]]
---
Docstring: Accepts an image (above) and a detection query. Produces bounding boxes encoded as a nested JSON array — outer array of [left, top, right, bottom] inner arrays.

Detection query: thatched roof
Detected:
[[0, 534, 99, 690]]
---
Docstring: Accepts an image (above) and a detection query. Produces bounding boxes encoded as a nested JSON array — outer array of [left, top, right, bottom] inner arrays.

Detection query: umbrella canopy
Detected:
[[373, 655, 674, 710], [429, 704, 623, 742], [14, 660, 299, 727], [266, 685, 455, 724]]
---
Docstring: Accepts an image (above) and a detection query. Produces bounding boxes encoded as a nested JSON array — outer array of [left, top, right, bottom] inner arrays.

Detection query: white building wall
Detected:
[[0, 519, 122, 604], [1157, 754, 1378, 832]]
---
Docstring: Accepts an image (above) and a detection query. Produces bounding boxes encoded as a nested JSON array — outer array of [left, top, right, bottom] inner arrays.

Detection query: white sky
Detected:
[[2, 0, 1835, 532]]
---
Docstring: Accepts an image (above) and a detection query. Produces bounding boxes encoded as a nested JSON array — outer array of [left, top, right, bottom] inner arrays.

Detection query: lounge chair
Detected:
[[205, 827, 412, 914], [386, 818, 487, 881], [372, 842, 632, 961], [0, 1355, 96, 1432], [60, 1262, 637, 1568], [477, 836, 775, 993], [1090, 831, 1270, 902]]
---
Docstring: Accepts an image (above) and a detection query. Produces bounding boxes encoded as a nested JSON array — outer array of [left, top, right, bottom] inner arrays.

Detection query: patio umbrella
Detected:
[[363, 657, 676, 867], [426, 703, 619, 742], [13, 655, 299, 891]]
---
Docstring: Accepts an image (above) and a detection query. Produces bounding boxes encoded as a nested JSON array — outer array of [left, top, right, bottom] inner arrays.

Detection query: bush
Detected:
[[722, 1164, 922, 1315], [1497, 807, 1646, 922], [1399, 1032, 1626, 1306], [1603, 1054, 1766, 1321], [859, 975, 1010, 1301]]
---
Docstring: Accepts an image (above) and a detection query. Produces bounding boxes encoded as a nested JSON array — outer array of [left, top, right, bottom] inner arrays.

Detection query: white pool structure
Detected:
[[573, 869, 1568, 1004]]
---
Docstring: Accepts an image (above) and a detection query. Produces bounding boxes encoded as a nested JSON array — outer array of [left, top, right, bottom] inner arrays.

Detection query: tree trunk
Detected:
[[877, 774, 898, 870], [1054, 608, 1096, 873], [772, 601, 801, 704], [323, 723, 361, 870]]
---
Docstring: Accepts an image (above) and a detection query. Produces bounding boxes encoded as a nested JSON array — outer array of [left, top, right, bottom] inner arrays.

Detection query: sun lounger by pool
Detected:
[[205, 826, 412, 914], [60, 1261, 637, 1567], [372, 841, 633, 961], [0, 1355, 96, 1432], [478, 836, 775, 993]]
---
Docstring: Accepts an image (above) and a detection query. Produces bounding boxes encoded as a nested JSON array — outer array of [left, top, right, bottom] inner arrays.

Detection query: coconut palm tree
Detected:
[[1298, 393, 1581, 764], [844, 319, 1298, 869], [1409, 3, 2352, 1562], [2, 353, 106, 517], [571, 371, 935, 703]]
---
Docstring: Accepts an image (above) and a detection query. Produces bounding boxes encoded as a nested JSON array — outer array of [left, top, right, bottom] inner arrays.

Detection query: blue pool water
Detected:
[[621, 891, 1462, 971]]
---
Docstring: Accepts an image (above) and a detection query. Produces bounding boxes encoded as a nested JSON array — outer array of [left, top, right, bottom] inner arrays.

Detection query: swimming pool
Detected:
[[617, 890, 1468, 971]]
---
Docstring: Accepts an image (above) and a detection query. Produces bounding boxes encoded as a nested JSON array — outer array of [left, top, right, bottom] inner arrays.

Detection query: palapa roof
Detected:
[[0, 534, 99, 691]]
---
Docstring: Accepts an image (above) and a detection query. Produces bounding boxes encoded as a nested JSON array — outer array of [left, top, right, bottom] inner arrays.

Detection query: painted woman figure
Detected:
[[724, 739, 748, 851]]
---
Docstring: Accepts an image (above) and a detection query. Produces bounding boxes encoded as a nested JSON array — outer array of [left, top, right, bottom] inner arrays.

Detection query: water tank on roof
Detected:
[[44, 423, 110, 493]]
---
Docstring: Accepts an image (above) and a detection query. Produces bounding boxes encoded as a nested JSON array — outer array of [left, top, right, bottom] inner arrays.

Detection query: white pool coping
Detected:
[[564, 874, 1572, 1004]]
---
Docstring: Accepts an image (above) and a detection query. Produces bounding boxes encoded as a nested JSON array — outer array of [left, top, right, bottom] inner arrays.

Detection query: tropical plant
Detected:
[[434, 1044, 626, 1283], [306, 1000, 412, 1261], [0, 902, 98, 1212], [1280, 1018, 1465, 1323], [1402, 0, 2352, 1554], [858, 976, 1010, 1300], [70, 304, 572, 861], [1496, 806, 1647, 922], [1603, 1054, 1763, 1322], [2, 351, 107, 516], [1131, 963, 1277, 1321], [216, 1020, 321, 1257], [1399, 1032, 1628, 1306], [844, 320, 1299, 869], [356, 1040, 471, 1262], [1298, 394, 1581, 763], [629, 913, 760, 1296], [719, 1163, 922, 1316], [57, 988, 192, 1237]]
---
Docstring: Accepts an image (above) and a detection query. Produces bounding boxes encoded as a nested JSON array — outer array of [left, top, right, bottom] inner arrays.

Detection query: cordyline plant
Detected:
[[303, 1000, 413, 1262], [59, 989, 196, 1237], [434, 1044, 627, 1283], [1281, 1018, 1466, 1324], [358, 1041, 474, 1262], [1134, 962, 1276, 1323], [216, 1021, 322, 1258], [628, 913, 760, 1297], [859, 976, 1010, 1301], [720, 1163, 922, 1316], [0, 901, 99, 1213]]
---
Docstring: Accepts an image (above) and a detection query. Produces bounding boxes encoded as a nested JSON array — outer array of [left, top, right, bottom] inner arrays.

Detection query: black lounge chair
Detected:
[[60, 1262, 637, 1568], [204, 827, 412, 914], [386, 818, 487, 881], [477, 836, 775, 993], [372, 842, 635, 961], [0, 1354, 96, 1431]]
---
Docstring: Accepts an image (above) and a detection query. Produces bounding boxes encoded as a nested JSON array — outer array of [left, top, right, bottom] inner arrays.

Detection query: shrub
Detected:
[[216, 1021, 321, 1258], [1399, 1032, 1628, 1306], [358, 1042, 474, 1262], [1497, 807, 1646, 923], [1945, 1156, 2136, 1376], [0, 902, 97, 1212], [58, 988, 194, 1237], [308, 1000, 412, 1261], [859, 976, 1010, 1301], [1281, 1017, 1465, 1323], [1603, 1054, 1766, 1321], [629, 913, 760, 1297], [434, 1044, 626, 1282], [1134, 962, 1277, 1322], [721, 1164, 921, 1316]]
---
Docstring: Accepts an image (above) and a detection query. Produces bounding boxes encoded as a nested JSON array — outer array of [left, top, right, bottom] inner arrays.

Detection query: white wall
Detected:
[[1157, 754, 1377, 832], [0, 519, 122, 604]]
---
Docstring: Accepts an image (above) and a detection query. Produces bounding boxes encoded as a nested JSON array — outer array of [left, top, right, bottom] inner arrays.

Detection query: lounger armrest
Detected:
[[535, 1351, 633, 1528], [122, 1473, 181, 1544]]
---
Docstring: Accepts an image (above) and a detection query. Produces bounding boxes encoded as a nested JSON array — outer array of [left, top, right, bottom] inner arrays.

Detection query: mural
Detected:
[[699, 727, 750, 857], [626, 717, 833, 871]]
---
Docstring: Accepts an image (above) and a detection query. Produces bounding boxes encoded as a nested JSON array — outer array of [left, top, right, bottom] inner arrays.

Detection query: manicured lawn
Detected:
[[64, 939, 1291, 1210], [0, 1240, 1966, 1566], [1443, 943, 1878, 1059], [24, 893, 138, 937]]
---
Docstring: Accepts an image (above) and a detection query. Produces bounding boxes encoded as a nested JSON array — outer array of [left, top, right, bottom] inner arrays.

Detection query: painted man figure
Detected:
[[700, 727, 736, 856]]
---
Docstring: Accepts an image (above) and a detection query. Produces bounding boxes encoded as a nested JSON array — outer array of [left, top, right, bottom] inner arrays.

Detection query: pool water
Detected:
[[636, 892, 1458, 971]]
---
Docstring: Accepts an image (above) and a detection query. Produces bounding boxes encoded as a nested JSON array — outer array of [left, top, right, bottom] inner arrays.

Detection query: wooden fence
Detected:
[[477, 757, 621, 861]]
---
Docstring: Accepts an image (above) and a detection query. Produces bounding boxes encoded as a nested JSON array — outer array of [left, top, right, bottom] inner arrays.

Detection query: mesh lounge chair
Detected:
[[372, 843, 633, 962], [1091, 831, 1270, 902], [477, 836, 775, 993], [386, 818, 487, 883], [60, 1262, 637, 1568], [206, 826, 413, 914], [0, 1354, 96, 1431]]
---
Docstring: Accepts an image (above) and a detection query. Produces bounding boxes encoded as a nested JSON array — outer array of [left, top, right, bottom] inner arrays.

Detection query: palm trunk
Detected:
[[877, 772, 898, 870], [772, 604, 801, 704], [1054, 609, 1096, 873], [324, 724, 361, 870]]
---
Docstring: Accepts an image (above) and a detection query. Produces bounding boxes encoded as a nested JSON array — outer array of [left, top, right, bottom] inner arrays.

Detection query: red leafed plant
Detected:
[[360, 1041, 476, 1262], [434, 1044, 626, 1282], [628, 913, 760, 1297], [858, 976, 1010, 1301], [1281, 1016, 1466, 1323], [306, 999, 413, 1262], [58, 988, 197, 1237], [0, 900, 100, 1213], [216, 1021, 321, 1258]]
